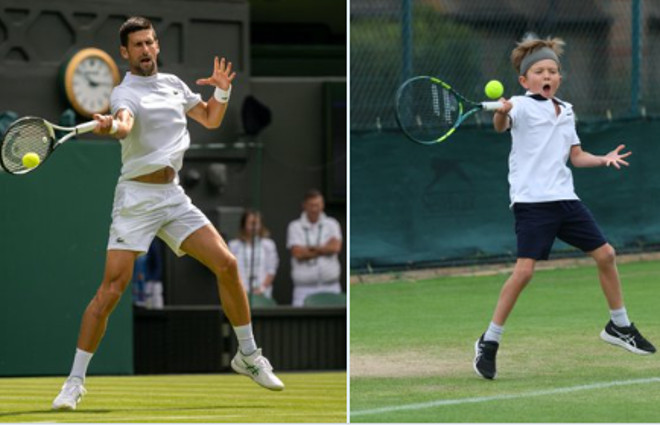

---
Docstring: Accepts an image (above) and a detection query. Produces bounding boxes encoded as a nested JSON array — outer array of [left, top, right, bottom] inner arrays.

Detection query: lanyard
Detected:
[[303, 223, 323, 246], [240, 238, 261, 287], [303, 223, 323, 265]]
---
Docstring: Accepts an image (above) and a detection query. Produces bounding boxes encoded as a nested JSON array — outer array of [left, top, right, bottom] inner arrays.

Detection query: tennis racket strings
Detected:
[[0, 118, 53, 174], [398, 78, 460, 142]]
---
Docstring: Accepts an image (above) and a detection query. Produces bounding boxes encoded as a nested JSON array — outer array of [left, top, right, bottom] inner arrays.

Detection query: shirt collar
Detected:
[[525, 90, 565, 107], [124, 71, 159, 83]]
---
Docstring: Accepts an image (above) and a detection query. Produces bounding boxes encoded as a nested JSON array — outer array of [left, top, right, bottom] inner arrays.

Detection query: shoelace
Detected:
[[253, 355, 274, 371], [61, 380, 84, 397]]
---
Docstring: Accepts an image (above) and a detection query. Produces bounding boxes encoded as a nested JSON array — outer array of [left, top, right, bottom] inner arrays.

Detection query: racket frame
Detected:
[[395, 76, 504, 145], [0, 117, 97, 175]]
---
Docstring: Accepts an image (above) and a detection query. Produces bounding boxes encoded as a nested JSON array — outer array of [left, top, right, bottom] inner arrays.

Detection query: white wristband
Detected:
[[214, 85, 232, 103], [109, 119, 119, 135]]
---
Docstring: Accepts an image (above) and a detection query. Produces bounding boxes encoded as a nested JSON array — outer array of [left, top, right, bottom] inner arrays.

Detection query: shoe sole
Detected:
[[52, 402, 76, 411], [231, 359, 284, 391], [473, 339, 496, 380], [600, 330, 655, 355]]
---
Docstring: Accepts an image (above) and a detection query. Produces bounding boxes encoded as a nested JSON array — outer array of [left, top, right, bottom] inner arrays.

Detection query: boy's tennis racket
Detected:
[[395, 76, 504, 145], [0, 117, 97, 175]]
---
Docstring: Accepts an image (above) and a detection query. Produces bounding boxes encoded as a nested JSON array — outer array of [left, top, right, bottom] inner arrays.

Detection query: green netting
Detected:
[[351, 120, 660, 272], [351, 0, 660, 132]]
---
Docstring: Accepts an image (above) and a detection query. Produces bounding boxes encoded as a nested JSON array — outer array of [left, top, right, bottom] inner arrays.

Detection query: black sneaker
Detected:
[[474, 334, 499, 379], [600, 320, 656, 355]]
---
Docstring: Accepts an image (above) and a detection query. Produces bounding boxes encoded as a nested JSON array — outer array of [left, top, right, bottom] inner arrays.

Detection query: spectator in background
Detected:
[[132, 239, 165, 308], [287, 189, 343, 306], [229, 210, 279, 299]]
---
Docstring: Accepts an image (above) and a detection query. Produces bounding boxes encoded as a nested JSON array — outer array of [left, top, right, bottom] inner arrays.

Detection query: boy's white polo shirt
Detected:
[[110, 72, 202, 182], [507, 91, 581, 206]]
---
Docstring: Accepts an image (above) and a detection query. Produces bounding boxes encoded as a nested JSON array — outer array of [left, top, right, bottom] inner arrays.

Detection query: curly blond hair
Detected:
[[511, 37, 565, 75]]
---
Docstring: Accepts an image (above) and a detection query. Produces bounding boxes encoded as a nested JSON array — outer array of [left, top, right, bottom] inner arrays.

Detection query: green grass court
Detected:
[[350, 259, 660, 422], [0, 372, 346, 423]]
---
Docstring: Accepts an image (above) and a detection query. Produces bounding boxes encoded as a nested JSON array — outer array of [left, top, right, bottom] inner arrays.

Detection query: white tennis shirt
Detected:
[[287, 212, 342, 286], [110, 72, 202, 181], [507, 92, 581, 206]]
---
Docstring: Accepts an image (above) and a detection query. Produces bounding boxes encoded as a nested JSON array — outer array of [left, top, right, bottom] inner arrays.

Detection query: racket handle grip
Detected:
[[76, 120, 99, 134], [481, 101, 504, 111]]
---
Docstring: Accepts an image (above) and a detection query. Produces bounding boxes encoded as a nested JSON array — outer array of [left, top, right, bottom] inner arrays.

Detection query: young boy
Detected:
[[473, 37, 656, 380]]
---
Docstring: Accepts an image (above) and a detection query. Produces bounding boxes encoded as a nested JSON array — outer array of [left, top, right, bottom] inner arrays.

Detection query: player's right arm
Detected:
[[92, 109, 134, 138], [493, 97, 513, 133]]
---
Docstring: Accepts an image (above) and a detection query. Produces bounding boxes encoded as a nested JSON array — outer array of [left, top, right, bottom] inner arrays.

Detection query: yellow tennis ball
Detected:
[[22, 152, 40, 168], [485, 80, 504, 99]]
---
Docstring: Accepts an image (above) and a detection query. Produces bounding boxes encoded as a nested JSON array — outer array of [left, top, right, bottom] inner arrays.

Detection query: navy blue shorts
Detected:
[[513, 200, 607, 260]]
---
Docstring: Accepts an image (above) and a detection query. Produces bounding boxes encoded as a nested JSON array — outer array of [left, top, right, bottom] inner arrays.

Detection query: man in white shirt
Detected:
[[52, 16, 283, 411], [287, 189, 343, 307]]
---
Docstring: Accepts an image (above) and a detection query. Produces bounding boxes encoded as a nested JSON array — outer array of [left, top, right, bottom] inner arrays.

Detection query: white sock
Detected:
[[69, 348, 93, 381], [610, 307, 631, 327], [484, 321, 504, 343], [233, 323, 258, 355]]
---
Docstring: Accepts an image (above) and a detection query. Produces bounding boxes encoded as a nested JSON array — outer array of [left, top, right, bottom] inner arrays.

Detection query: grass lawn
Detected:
[[350, 260, 660, 422], [0, 372, 346, 423]]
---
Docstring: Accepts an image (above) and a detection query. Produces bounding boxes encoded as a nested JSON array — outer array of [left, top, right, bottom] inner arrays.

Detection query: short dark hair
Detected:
[[303, 189, 323, 201], [119, 16, 157, 47]]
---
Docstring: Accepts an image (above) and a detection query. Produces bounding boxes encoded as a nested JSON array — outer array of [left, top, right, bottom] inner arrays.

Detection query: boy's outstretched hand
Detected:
[[604, 144, 631, 169]]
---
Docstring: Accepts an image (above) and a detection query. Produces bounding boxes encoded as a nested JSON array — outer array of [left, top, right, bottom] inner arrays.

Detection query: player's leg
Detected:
[[589, 243, 623, 310], [53, 249, 138, 410], [179, 224, 284, 390], [54, 181, 165, 410], [475, 202, 558, 379], [78, 250, 138, 352], [491, 258, 536, 325], [474, 258, 536, 380], [589, 244, 656, 354], [558, 201, 655, 355], [180, 224, 250, 326]]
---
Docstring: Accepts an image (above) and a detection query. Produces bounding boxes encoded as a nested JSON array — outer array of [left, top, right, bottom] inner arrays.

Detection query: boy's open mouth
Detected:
[[542, 84, 552, 96]]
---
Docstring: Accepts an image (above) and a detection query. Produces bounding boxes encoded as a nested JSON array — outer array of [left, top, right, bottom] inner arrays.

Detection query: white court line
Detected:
[[351, 377, 660, 417]]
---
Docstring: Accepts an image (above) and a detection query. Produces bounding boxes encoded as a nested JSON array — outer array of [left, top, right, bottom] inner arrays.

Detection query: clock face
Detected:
[[63, 48, 120, 117], [72, 56, 115, 115]]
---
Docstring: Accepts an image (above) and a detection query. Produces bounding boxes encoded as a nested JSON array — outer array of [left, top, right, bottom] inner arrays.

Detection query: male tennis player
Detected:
[[473, 37, 655, 380], [52, 16, 283, 410]]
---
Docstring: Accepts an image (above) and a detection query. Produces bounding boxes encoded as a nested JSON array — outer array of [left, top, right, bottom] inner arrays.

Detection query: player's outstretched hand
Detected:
[[604, 144, 631, 169], [196, 56, 236, 90]]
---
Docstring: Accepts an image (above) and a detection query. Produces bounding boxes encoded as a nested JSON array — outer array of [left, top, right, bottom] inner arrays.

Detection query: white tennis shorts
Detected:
[[107, 180, 210, 256]]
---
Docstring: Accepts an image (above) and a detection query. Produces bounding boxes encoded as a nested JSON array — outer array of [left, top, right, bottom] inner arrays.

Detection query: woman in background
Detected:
[[229, 210, 279, 299]]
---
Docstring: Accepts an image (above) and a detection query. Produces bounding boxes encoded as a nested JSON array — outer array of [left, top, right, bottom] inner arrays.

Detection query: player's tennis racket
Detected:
[[0, 117, 97, 175], [395, 76, 504, 145]]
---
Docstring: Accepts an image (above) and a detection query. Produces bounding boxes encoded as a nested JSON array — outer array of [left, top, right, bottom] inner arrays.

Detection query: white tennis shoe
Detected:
[[231, 348, 284, 391], [52, 376, 87, 410]]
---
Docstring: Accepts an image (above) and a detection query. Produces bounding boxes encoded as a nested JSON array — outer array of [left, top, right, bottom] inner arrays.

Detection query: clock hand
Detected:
[[82, 73, 113, 87], [82, 72, 99, 88]]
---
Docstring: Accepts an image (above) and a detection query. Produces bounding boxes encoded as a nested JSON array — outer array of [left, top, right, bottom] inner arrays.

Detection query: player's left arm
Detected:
[[187, 56, 236, 129], [570, 144, 631, 169]]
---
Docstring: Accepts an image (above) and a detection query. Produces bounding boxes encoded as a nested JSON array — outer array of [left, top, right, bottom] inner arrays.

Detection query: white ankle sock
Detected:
[[69, 348, 93, 381], [610, 307, 631, 327], [484, 321, 504, 343], [233, 323, 258, 355]]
